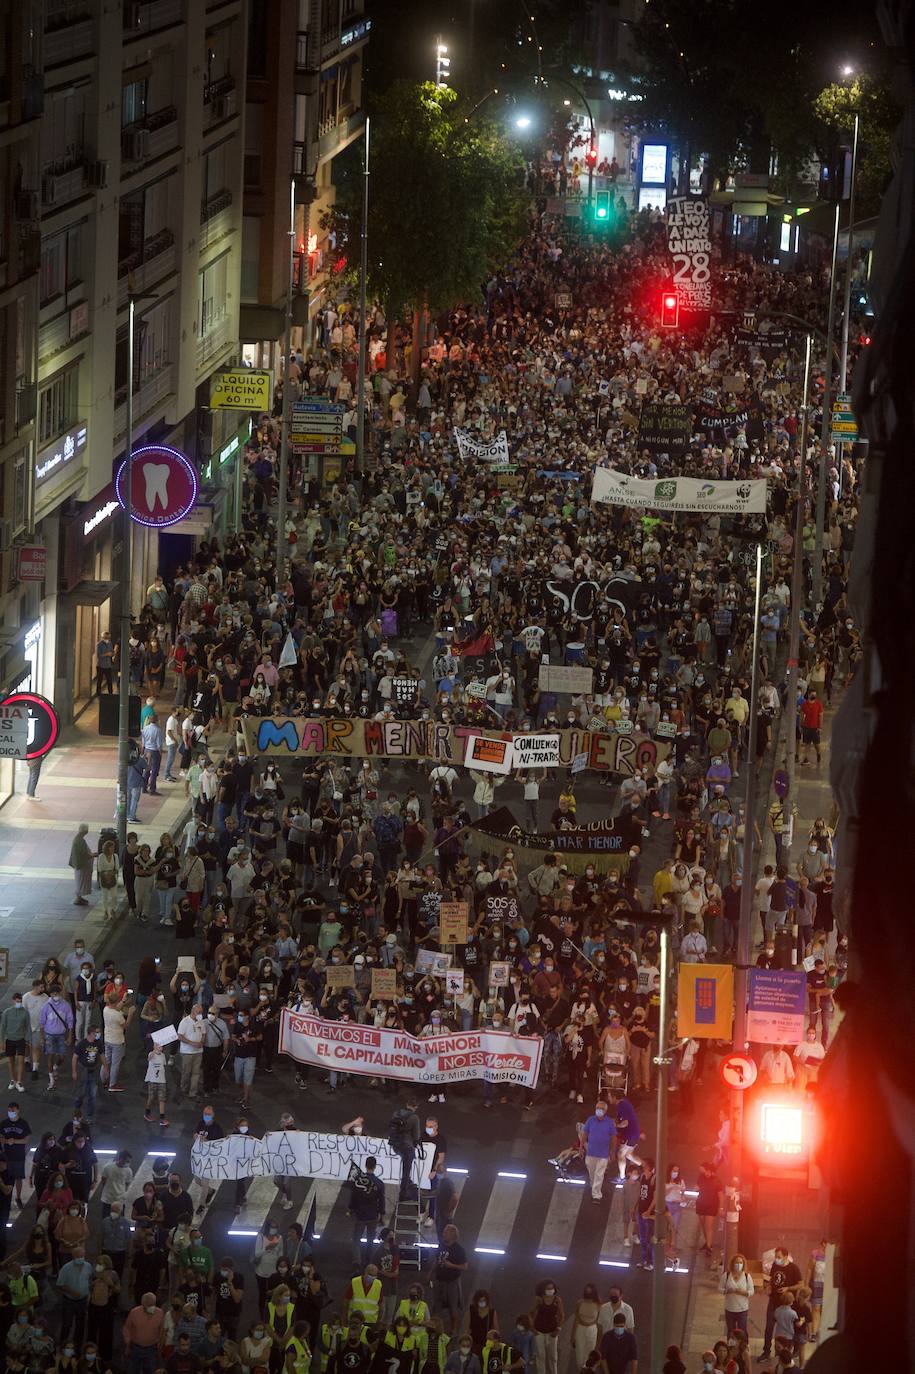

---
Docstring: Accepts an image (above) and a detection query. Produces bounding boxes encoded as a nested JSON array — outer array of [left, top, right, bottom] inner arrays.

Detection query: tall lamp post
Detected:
[[813, 202, 841, 607], [275, 177, 296, 587], [354, 117, 370, 479], [115, 288, 155, 851]]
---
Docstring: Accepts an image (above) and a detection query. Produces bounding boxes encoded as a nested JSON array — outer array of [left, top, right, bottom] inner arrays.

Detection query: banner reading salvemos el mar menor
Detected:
[[242, 718, 670, 778], [279, 1009, 543, 1089]]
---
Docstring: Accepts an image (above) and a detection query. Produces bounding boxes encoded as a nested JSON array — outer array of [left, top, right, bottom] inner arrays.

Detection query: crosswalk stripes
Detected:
[[598, 1182, 628, 1265], [536, 1178, 587, 1261], [474, 1171, 527, 1256], [6, 1146, 113, 1224]]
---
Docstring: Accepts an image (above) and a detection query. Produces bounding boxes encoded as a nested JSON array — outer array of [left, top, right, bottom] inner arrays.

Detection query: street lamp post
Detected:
[[354, 117, 370, 479], [813, 203, 841, 607], [783, 330, 814, 812], [649, 922, 673, 1369], [839, 111, 860, 391], [115, 294, 137, 852], [275, 177, 296, 588], [539, 71, 596, 211]]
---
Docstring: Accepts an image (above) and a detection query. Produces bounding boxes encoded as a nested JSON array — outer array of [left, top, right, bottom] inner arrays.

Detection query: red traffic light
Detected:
[[586, 144, 598, 167], [660, 292, 680, 328], [858, 333, 872, 346]]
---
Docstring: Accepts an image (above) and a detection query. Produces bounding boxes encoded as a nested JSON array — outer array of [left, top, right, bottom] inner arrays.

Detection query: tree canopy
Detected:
[[813, 76, 899, 215], [327, 82, 528, 321]]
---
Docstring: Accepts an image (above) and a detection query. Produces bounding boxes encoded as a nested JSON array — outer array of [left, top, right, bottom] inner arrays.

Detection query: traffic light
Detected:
[[858, 332, 872, 346], [660, 291, 679, 328], [594, 191, 610, 222], [758, 1101, 804, 1157], [586, 143, 598, 169]]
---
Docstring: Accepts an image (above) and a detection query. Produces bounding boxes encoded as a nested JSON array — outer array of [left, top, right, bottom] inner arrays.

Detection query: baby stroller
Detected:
[[598, 1050, 629, 1097]]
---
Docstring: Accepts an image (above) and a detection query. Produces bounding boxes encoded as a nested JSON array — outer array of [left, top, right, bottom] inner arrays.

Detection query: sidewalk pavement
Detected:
[[0, 695, 202, 993], [683, 694, 842, 1366]]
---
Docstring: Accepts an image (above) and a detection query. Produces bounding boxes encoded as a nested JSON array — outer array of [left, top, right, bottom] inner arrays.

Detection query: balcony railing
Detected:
[[201, 189, 233, 226], [113, 363, 176, 441], [121, 106, 179, 165], [196, 316, 231, 371], [117, 229, 176, 306], [41, 156, 88, 209], [44, 14, 94, 66], [123, 0, 184, 37], [203, 75, 236, 124]]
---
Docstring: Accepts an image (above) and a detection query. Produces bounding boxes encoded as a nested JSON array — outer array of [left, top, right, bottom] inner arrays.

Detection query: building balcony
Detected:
[[113, 363, 176, 441], [200, 191, 234, 242], [318, 106, 365, 163], [41, 157, 88, 209], [121, 106, 179, 166], [196, 316, 232, 371], [117, 230, 176, 308], [203, 76, 237, 126], [123, 0, 184, 38], [44, 14, 94, 67]]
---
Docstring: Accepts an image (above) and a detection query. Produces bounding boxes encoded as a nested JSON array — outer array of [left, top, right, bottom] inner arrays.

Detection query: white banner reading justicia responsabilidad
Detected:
[[279, 1009, 543, 1088], [592, 467, 768, 513], [190, 1129, 436, 1186]]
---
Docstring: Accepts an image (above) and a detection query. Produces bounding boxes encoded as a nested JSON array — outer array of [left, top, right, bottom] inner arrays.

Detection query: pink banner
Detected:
[[279, 1009, 543, 1089]]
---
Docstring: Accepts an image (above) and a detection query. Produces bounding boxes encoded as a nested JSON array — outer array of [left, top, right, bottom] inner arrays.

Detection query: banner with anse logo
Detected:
[[592, 467, 767, 513], [279, 1009, 542, 1088]]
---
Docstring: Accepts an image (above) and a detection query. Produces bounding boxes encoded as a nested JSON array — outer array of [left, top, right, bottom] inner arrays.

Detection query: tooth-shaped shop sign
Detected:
[[115, 444, 199, 528]]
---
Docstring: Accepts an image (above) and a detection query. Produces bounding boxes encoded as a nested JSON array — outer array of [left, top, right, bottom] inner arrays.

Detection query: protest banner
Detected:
[[371, 968, 398, 999], [571, 751, 589, 774], [415, 948, 452, 975], [512, 733, 561, 769], [537, 665, 594, 694], [489, 961, 511, 988], [151, 1026, 179, 1048], [637, 402, 692, 454], [464, 732, 514, 774], [418, 891, 442, 929], [469, 806, 640, 856], [677, 964, 734, 1039], [454, 429, 510, 462], [592, 467, 767, 514], [747, 969, 807, 1044], [391, 677, 417, 703], [190, 1128, 436, 1187], [666, 196, 711, 309], [242, 717, 670, 779], [446, 969, 465, 996], [439, 901, 470, 945], [278, 1010, 542, 1088], [324, 963, 355, 989]]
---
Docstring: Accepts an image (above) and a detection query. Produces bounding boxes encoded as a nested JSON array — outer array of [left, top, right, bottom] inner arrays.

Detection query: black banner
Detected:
[[471, 806, 640, 854], [638, 402, 692, 454]]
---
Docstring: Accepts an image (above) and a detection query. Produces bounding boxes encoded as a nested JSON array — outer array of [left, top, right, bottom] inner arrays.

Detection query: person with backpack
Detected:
[[388, 1098, 421, 1195], [347, 1156, 386, 1269]]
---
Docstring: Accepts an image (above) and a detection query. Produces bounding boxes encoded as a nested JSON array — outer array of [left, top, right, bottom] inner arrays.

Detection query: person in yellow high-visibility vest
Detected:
[[267, 1285, 295, 1350], [345, 1264, 383, 1326], [316, 1316, 346, 1373], [481, 1331, 525, 1374], [421, 1316, 451, 1374], [383, 1315, 418, 1373], [284, 1321, 312, 1374], [398, 1286, 433, 1363]]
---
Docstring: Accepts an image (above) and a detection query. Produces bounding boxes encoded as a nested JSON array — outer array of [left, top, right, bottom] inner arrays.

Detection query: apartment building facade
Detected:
[[240, 0, 370, 366], [0, 0, 250, 799]]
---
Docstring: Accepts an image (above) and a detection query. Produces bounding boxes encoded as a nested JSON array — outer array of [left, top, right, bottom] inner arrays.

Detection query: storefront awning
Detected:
[[63, 580, 117, 606]]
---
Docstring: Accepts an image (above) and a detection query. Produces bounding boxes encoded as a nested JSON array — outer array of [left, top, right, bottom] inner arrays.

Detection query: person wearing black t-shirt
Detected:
[[213, 1258, 244, 1339], [761, 1247, 803, 1360]]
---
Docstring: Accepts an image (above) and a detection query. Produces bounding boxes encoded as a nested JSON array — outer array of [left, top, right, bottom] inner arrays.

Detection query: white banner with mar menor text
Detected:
[[279, 1009, 542, 1088]]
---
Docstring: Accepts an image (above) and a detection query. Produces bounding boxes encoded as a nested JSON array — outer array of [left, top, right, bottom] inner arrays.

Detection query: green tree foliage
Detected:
[[813, 77, 899, 215], [326, 82, 527, 320]]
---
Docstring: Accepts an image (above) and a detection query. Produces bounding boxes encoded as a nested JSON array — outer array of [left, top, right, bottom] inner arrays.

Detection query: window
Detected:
[[38, 365, 80, 447], [114, 295, 173, 395], [44, 87, 87, 167], [241, 216, 260, 301], [40, 223, 83, 304], [118, 176, 174, 264], [200, 255, 229, 336], [202, 142, 229, 208], [247, 0, 267, 76], [122, 76, 148, 127], [244, 103, 263, 187]]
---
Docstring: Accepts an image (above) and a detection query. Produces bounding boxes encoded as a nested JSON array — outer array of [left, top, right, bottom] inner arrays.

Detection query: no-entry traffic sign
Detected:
[[720, 1053, 758, 1090]]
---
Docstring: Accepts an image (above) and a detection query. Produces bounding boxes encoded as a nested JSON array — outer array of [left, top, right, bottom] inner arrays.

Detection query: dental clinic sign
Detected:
[[116, 444, 199, 528]]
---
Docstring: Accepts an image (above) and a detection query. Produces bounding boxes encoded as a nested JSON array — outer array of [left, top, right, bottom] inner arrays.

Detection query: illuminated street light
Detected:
[[515, 114, 532, 129]]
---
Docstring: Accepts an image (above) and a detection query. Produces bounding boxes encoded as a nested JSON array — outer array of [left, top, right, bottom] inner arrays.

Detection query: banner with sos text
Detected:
[[280, 1009, 542, 1089]]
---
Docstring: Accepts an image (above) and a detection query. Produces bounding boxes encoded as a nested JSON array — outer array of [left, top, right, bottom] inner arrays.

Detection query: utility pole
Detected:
[[354, 117, 370, 479], [649, 923, 673, 1371], [276, 176, 296, 586], [838, 112, 860, 392], [115, 294, 137, 852], [813, 202, 840, 607], [784, 331, 813, 812], [728, 537, 764, 1256]]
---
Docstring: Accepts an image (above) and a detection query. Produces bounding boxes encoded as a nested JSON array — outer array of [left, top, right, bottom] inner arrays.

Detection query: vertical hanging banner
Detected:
[[666, 197, 712, 309], [747, 969, 808, 1045], [677, 963, 734, 1039]]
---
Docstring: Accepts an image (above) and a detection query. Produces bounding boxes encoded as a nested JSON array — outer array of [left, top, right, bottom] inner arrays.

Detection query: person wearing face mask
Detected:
[[0, 1101, 30, 1207], [123, 1292, 165, 1374], [444, 1337, 482, 1374], [719, 1253, 754, 1340], [579, 1101, 616, 1203], [87, 1254, 120, 1360], [528, 1280, 564, 1374]]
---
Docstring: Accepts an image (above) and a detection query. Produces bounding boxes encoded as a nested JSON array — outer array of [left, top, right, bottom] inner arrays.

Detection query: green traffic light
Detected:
[[596, 207, 608, 219]]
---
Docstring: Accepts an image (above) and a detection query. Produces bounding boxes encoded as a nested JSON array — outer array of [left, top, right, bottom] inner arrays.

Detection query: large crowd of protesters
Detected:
[[7, 208, 861, 1374]]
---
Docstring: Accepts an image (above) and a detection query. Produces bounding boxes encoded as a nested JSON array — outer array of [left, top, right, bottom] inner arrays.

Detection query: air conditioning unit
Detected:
[[124, 128, 150, 161], [0, 519, 13, 554], [86, 158, 110, 189], [214, 91, 236, 120], [15, 191, 39, 221]]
